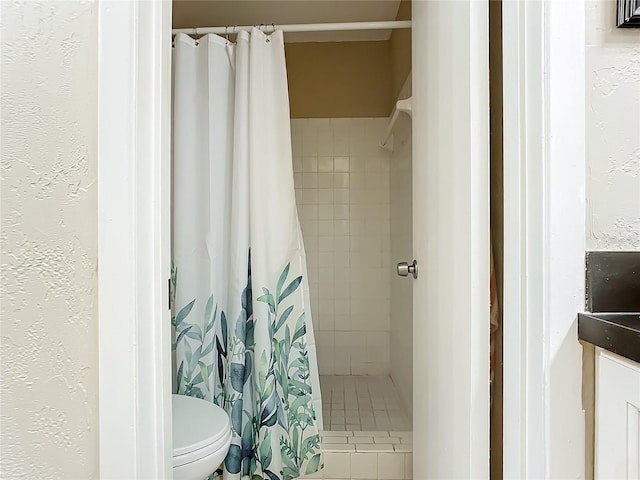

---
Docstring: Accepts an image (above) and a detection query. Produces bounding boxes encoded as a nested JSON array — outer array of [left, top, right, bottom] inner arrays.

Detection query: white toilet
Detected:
[[172, 394, 232, 480]]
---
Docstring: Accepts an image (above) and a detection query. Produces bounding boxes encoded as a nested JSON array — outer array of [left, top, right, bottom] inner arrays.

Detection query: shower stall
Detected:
[[170, 4, 415, 478], [291, 82, 414, 479]]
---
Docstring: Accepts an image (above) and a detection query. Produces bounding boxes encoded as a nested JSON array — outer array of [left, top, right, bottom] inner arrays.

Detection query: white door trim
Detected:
[[501, 1, 546, 476], [97, 1, 173, 478], [502, 0, 586, 477]]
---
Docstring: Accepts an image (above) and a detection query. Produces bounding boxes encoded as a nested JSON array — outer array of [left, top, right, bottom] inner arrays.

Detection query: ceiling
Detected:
[[172, 1, 403, 43]]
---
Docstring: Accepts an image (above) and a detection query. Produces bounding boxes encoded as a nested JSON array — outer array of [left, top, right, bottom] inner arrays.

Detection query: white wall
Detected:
[[0, 1, 99, 478], [586, 0, 640, 251], [291, 118, 392, 376], [545, 2, 587, 478], [389, 82, 413, 415]]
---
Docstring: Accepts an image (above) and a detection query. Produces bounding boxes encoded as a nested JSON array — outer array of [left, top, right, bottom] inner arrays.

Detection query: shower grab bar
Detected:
[[380, 97, 412, 151]]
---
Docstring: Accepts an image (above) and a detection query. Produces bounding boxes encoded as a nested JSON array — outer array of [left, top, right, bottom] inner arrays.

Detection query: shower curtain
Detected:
[[172, 29, 323, 480]]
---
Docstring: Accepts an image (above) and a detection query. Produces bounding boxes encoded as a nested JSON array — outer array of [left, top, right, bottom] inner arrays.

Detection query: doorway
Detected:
[[97, 1, 491, 478]]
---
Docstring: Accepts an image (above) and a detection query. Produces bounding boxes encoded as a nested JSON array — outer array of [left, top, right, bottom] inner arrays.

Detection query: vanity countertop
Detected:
[[578, 313, 640, 364]]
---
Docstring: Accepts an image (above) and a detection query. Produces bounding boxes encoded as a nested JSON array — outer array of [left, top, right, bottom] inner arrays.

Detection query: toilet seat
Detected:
[[172, 394, 232, 467], [173, 427, 232, 467]]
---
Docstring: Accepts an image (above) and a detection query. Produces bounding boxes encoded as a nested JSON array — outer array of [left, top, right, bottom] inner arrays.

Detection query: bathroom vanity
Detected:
[[579, 314, 640, 478], [578, 252, 640, 479]]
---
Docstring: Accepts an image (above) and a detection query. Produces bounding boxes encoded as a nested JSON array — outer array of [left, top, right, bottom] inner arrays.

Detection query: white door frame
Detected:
[[501, 1, 547, 476], [502, 0, 586, 478], [97, 0, 173, 478]]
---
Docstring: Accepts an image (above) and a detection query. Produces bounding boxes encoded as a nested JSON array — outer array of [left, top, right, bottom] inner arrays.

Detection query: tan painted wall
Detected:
[[286, 41, 392, 118], [390, 0, 412, 104], [286, 1, 411, 118], [291, 118, 394, 375], [0, 1, 99, 478]]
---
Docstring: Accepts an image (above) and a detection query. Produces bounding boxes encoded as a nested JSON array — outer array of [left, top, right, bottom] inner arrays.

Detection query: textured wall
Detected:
[[291, 118, 392, 376], [0, 1, 99, 478], [586, 1, 640, 251]]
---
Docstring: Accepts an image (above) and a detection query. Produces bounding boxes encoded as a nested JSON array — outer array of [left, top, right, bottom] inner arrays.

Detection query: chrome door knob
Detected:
[[397, 260, 418, 279]]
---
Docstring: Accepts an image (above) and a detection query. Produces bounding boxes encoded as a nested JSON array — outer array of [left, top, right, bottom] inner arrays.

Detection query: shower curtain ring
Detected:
[[194, 26, 199, 45], [225, 25, 229, 45]]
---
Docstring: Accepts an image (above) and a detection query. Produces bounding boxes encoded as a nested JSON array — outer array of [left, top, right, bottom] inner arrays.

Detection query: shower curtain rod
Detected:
[[172, 20, 412, 36]]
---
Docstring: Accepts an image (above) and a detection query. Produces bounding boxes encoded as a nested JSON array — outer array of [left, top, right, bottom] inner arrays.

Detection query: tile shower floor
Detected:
[[301, 376, 413, 479], [320, 375, 411, 432]]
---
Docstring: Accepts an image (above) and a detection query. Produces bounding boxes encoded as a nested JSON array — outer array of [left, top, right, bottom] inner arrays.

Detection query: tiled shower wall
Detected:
[[389, 79, 413, 416], [291, 118, 391, 376]]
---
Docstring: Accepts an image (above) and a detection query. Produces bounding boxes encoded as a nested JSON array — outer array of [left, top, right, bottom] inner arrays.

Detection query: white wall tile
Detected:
[[334, 156, 350, 172], [350, 453, 378, 479], [404, 453, 413, 479], [303, 189, 319, 205], [319, 188, 334, 205], [377, 453, 405, 479], [333, 173, 350, 188], [324, 443, 356, 452], [302, 124, 318, 156], [334, 205, 350, 220], [356, 444, 391, 453], [320, 314, 335, 332], [292, 118, 391, 375], [301, 156, 317, 172], [291, 121, 303, 156], [350, 155, 366, 172], [303, 173, 319, 188], [317, 121, 333, 156], [318, 173, 333, 188], [318, 156, 334, 172], [334, 315, 351, 332], [318, 252, 334, 268], [334, 252, 350, 270], [323, 452, 351, 478], [319, 204, 334, 221], [318, 219, 334, 235], [332, 220, 351, 238], [334, 189, 350, 205], [319, 236, 334, 252], [389, 112, 413, 416]]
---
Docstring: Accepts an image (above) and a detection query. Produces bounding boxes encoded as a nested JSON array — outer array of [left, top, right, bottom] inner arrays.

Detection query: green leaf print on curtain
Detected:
[[173, 255, 322, 480]]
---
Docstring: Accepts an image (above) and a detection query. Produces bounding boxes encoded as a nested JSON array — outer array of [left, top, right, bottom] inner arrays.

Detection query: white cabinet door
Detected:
[[596, 349, 640, 479]]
